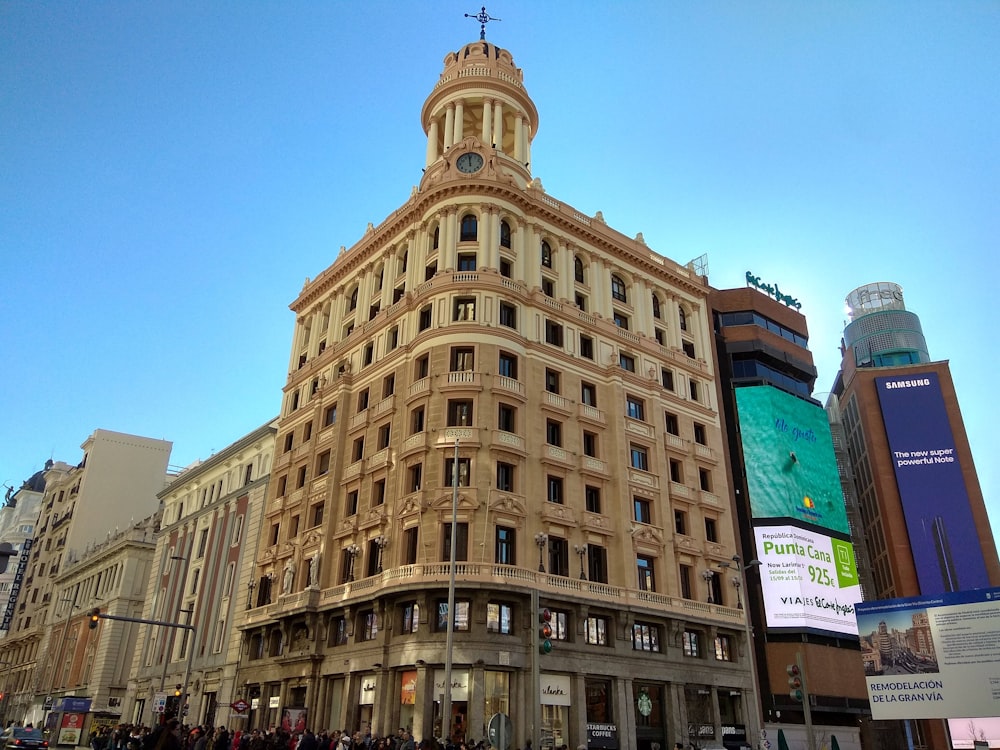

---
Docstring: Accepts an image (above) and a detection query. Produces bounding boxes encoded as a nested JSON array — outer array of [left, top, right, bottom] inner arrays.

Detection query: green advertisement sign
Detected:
[[735, 386, 849, 535]]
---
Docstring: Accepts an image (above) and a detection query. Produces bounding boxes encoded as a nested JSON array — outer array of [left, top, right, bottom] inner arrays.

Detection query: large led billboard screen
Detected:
[[753, 524, 862, 636], [875, 373, 989, 594], [855, 588, 1000, 719], [735, 386, 849, 535]]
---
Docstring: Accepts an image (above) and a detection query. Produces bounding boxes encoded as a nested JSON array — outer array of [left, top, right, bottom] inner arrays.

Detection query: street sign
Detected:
[[231, 700, 249, 713], [153, 693, 167, 714]]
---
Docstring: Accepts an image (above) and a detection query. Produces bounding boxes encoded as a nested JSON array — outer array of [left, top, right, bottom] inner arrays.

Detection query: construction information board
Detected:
[[856, 587, 1000, 719]]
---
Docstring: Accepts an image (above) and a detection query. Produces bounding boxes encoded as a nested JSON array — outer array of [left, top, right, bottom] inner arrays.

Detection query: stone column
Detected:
[[444, 104, 455, 150], [453, 100, 464, 143], [426, 118, 439, 166], [492, 101, 503, 152], [514, 111, 524, 162], [482, 99, 493, 144]]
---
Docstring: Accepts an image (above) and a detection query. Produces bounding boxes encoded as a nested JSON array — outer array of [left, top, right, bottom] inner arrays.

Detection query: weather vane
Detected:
[[465, 6, 501, 40]]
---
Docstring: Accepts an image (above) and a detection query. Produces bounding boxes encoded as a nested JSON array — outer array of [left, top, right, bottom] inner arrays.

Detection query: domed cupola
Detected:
[[421, 40, 539, 174]]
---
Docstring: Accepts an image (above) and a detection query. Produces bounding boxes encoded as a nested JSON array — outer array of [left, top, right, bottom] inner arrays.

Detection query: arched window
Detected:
[[500, 220, 512, 249], [460, 214, 478, 242], [541, 241, 552, 268], [651, 294, 661, 319], [432, 226, 440, 250], [574, 256, 585, 283], [348, 287, 359, 312], [678, 306, 688, 332], [611, 275, 627, 303]]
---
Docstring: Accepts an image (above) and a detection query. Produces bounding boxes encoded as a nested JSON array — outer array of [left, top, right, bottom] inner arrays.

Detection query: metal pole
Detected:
[[442, 439, 459, 745], [799, 651, 816, 750], [530, 588, 540, 750]]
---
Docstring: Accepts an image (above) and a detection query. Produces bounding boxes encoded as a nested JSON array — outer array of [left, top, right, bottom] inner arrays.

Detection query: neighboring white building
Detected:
[[0, 429, 172, 725], [0, 465, 49, 640]]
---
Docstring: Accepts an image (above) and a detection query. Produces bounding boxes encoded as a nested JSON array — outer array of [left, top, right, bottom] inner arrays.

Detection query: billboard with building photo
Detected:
[[856, 588, 1000, 720], [875, 372, 989, 594], [735, 386, 849, 535]]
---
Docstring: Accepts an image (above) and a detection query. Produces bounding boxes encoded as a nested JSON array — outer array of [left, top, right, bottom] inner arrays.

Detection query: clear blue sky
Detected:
[[2, 2, 997, 536]]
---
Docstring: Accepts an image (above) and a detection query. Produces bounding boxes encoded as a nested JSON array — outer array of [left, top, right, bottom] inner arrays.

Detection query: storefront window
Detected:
[[586, 679, 612, 722], [484, 671, 510, 718]]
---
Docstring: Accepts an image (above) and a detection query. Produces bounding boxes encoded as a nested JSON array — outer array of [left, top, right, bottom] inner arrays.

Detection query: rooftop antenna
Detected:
[[465, 6, 501, 40]]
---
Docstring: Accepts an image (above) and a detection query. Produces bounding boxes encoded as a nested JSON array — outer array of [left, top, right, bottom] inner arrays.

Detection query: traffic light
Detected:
[[539, 608, 553, 654], [88, 608, 101, 630], [787, 663, 803, 702], [174, 684, 182, 698]]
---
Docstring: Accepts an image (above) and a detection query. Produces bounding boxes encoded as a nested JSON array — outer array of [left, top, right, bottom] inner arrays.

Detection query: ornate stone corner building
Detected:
[[238, 38, 753, 750]]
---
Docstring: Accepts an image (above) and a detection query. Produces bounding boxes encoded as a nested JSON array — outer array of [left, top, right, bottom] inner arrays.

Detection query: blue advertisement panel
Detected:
[[855, 588, 1000, 719], [875, 373, 989, 594], [735, 386, 849, 534]]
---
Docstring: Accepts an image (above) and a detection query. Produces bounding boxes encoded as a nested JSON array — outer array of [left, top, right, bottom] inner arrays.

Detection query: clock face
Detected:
[[456, 152, 484, 174]]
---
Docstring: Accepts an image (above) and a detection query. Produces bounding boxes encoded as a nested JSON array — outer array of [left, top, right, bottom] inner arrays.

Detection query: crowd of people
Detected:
[[84, 722, 561, 750]]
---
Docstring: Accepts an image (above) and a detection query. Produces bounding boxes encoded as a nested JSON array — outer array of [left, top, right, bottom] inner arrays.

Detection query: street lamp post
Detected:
[[701, 569, 715, 603], [345, 545, 360, 582], [718, 555, 764, 750], [374, 536, 388, 573], [574, 544, 587, 580], [535, 533, 548, 573]]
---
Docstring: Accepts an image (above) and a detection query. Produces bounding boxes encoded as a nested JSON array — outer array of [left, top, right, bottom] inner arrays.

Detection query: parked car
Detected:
[[3, 727, 48, 750]]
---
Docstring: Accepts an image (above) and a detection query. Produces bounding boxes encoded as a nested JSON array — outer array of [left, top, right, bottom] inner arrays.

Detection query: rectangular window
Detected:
[[454, 296, 476, 321], [283, 433, 294, 453], [632, 623, 661, 652], [661, 368, 674, 391], [408, 463, 423, 492], [545, 320, 563, 346], [357, 388, 370, 411], [548, 536, 569, 576], [665, 412, 679, 435], [360, 611, 378, 641], [411, 406, 425, 434], [626, 396, 645, 421], [699, 468, 712, 492], [694, 422, 707, 445], [311, 503, 324, 527], [613, 311, 629, 330], [496, 462, 515, 492], [581, 382, 597, 407], [630, 445, 649, 471], [451, 347, 475, 371], [620, 353, 635, 372], [669, 459, 683, 484], [329, 616, 348, 646], [415, 354, 429, 379], [444, 457, 471, 487], [363, 342, 374, 365], [705, 517, 718, 543], [583, 431, 597, 457], [495, 526, 516, 565], [372, 479, 386, 506], [403, 526, 419, 565], [674, 510, 687, 535], [634, 496, 652, 524], [499, 302, 517, 329], [547, 476, 564, 504], [498, 351, 518, 378], [542, 278, 555, 297], [545, 368, 561, 394], [588, 544, 608, 584], [437, 600, 471, 631], [402, 602, 420, 634], [580, 334, 594, 360], [683, 630, 701, 657], [682, 340, 696, 358], [383, 373, 396, 397], [346, 490, 359, 516], [352, 437, 365, 462], [324, 403, 338, 427], [457, 253, 477, 272], [497, 403, 516, 433], [223, 562, 236, 597], [655, 328, 665, 345], [714, 634, 732, 661], [585, 485, 601, 514], [546, 419, 562, 447], [447, 400, 474, 426], [637, 555, 655, 591], [689, 379, 700, 402], [296, 465, 308, 489], [486, 603, 513, 634], [680, 564, 692, 599], [419, 305, 432, 331], [441, 522, 469, 562], [585, 616, 609, 646], [231, 515, 244, 546], [197, 529, 209, 558], [317, 450, 331, 476]]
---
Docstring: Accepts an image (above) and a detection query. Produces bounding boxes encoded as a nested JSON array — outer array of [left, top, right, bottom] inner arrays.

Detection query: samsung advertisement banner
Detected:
[[735, 386, 849, 535], [754, 525, 862, 635], [856, 588, 1000, 719], [875, 373, 989, 594]]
